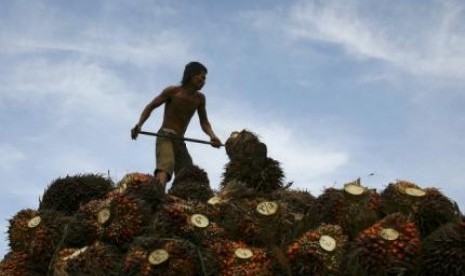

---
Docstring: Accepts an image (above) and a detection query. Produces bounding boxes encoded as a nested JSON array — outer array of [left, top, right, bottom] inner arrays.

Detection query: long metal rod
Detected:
[[139, 130, 224, 147]]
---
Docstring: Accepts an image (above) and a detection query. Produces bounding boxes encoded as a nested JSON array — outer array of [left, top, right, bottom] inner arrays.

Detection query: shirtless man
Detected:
[[131, 61, 222, 192]]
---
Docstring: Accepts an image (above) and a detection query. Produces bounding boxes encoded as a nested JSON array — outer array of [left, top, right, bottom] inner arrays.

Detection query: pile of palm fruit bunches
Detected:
[[1, 130, 464, 275]]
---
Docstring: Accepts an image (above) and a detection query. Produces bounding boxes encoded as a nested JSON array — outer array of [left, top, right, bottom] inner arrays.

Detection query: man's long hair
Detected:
[[181, 61, 207, 86]]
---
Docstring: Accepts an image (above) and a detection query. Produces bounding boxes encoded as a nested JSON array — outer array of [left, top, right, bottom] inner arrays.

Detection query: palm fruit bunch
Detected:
[[213, 198, 262, 244], [7, 209, 71, 273], [342, 212, 421, 275], [98, 192, 151, 247], [215, 196, 295, 247], [168, 165, 215, 202], [75, 198, 108, 240], [39, 173, 114, 215], [271, 188, 319, 241], [380, 180, 461, 237], [221, 130, 284, 193], [53, 241, 122, 276], [61, 214, 103, 248], [206, 239, 273, 276], [272, 188, 316, 218], [215, 180, 296, 245], [286, 223, 348, 275], [224, 130, 267, 161], [411, 187, 462, 237], [217, 179, 265, 201], [151, 195, 226, 246], [419, 218, 465, 276], [380, 180, 429, 215], [123, 236, 198, 276], [115, 172, 161, 210], [316, 179, 382, 239], [0, 251, 39, 276], [78, 192, 151, 248]]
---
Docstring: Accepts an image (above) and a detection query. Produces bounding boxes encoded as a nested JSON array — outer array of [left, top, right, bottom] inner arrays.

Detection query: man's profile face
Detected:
[[191, 71, 206, 90]]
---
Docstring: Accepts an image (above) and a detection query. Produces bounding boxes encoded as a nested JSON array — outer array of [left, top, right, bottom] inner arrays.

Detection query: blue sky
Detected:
[[1, 0, 464, 257]]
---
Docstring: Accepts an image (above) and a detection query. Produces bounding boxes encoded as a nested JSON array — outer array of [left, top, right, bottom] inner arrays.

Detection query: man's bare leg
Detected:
[[154, 171, 168, 195]]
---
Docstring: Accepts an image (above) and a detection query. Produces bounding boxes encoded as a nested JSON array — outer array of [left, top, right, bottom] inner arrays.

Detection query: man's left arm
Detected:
[[197, 96, 222, 148]]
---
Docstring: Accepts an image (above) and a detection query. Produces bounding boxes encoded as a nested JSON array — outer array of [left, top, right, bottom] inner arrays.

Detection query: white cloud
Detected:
[[0, 1, 195, 68], [245, 0, 465, 81], [0, 58, 136, 121], [2, 29, 195, 68], [256, 124, 348, 179], [186, 91, 350, 193], [0, 144, 26, 171], [287, 2, 395, 61], [4, 33, 193, 68]]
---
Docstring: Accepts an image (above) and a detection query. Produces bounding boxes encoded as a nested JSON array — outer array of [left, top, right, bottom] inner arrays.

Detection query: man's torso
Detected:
[[161, 87, 203, 135]]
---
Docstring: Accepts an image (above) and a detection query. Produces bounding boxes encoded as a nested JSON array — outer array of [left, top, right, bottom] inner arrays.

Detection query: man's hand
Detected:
[[131, 124, 141, 140], [210, 136, 222, 148]]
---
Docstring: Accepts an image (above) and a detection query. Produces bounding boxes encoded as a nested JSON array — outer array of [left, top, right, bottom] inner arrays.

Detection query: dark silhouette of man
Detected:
[[131, 61, 221, 192]]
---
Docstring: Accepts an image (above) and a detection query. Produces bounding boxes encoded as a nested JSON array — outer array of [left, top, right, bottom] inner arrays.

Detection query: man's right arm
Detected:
[[131, 87, 174, 139]]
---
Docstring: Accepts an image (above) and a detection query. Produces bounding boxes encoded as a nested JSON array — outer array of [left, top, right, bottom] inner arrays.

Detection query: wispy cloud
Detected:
[[187, 90, 351, 194], [244, 0, 465, 81], [0, 0, 195, 68], [291, 1, 465, 79], [255, 123, 349, 194], [287, 2, 394, 60], [0, 144, 26, 171], [0, 58, 137, 126]]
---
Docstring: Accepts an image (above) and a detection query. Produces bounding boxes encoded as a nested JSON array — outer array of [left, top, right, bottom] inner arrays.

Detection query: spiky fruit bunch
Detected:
[[0, 251, 39, 276], [380, 180, 427, 216], [206, 240, 273, 276], [39, 173, 113, 215], [62, 214, 102, 248], [151, 196, 226, 246], [316, 181, 382, 239], [54, 241, 122, 276], [272, 188, 316, 215], [116, 172, 153, 191], [273, 189, 320, 234], [343, 213, 421, 275], [217, 180, 266, 200], [286, 224, 348, 275], [315, 187, 344, 221], [168, 165, 214, 202], [7, 209, 70, 272], [419, 218, 465, 276], [150, 196, 191, 236], [178, 203, 226, 246], [76, 199, 107, 239], [411, 188, 462, 237], [381, 181, 461, 237], [214, 199, 261, 243], [221, 158, 284, 193], [216, 197, 295, 246], [78, 193, 151, 247], [102, 193, 151, 246], [115, 172, 161, 209], [224, 130, 267, 161], [8, 209, 39, 252], [123, 236, 198, 276], [221, 130, 284, 193]]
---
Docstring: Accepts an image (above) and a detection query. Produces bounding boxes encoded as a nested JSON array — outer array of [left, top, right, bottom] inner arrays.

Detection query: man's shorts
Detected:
[[155, 128, 193, 181]]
